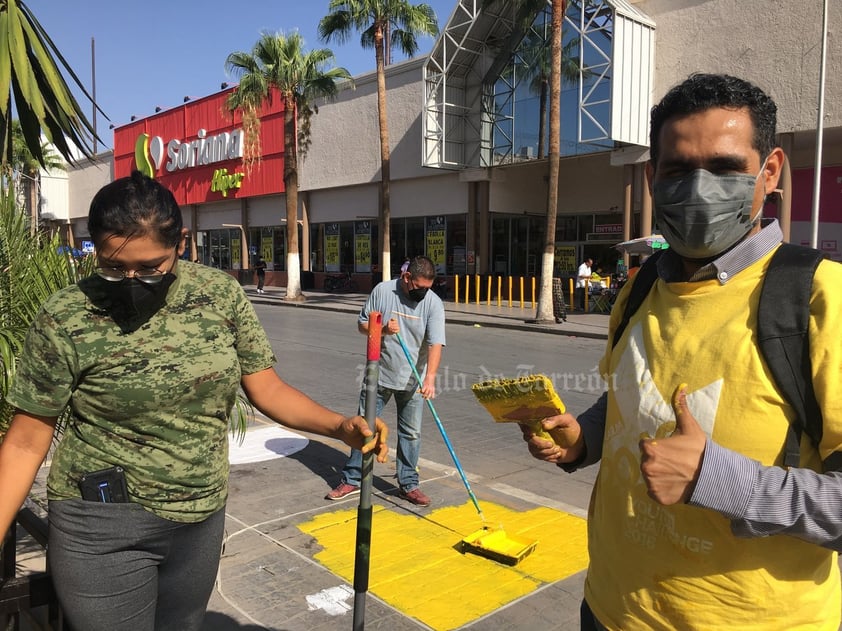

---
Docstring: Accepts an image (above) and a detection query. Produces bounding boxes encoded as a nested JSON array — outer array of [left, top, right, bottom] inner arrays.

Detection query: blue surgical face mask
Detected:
[[653, 159, 767, 259]]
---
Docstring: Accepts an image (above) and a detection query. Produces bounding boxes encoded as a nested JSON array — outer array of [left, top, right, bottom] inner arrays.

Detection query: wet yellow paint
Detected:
[[298, 501, 589, 630]]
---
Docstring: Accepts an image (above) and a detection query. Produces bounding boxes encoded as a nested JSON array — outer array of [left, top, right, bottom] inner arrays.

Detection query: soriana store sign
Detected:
[[112, 88, 285, 205]]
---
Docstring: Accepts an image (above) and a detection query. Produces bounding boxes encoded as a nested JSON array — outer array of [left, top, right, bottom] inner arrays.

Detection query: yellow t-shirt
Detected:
[[586, 249, 842, 630]]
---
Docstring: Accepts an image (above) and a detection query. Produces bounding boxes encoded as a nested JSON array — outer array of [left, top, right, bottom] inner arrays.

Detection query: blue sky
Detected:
[[26, 0, 456, 146]]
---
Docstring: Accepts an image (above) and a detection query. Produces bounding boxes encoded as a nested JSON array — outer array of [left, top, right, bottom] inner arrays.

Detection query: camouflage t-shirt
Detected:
[[6, 260, 275, 522]]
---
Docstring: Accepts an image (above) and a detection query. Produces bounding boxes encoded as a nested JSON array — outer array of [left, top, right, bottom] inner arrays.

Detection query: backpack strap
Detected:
[[612, 250, 663, 350], [757, 243, 832, 469]]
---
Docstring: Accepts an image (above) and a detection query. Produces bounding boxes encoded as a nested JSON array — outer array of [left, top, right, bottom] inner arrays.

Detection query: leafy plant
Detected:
[[0, 182, 94, 435]]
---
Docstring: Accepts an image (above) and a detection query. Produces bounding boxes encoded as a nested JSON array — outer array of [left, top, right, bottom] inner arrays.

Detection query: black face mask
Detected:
[[407, 287, 429, 302], [82, 274, 176, 333]]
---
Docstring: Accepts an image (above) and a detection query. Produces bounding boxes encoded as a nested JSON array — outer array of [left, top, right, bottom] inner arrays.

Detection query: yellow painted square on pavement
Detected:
[[298, 501, 588, 630]]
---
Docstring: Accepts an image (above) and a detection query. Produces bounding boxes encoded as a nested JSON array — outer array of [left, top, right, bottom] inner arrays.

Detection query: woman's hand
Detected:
[[335, 416, 389, 463]]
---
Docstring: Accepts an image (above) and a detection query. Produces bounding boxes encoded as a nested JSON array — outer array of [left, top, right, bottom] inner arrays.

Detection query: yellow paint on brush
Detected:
[[298, 501, 589, 630], [471, 374, 581, 446]]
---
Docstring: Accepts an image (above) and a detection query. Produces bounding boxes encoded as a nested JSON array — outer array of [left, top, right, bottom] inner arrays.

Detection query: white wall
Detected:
[[391, 174, 466, 217], [491, 155, 625, 214], [67, 152, 112, 221], [307, 185, 378, 224], [301, 58, 435, 191], [40, 168, 69, 221], [638, 0, 841, 134]]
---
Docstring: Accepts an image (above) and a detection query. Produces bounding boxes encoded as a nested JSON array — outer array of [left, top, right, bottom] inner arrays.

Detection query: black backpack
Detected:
[[612, 243, 836, 470]]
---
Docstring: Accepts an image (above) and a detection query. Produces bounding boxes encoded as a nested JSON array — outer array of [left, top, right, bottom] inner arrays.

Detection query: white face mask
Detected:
[[653, 158, 767, 260]]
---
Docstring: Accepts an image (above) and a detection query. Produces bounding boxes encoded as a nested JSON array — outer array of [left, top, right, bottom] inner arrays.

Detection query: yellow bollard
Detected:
[[519, 277, 524, 309], [568, 277, 575, 312], [474, 274, 480, 305], [508, 276, 512, 308], [464, 274, 469, 304], [531, 277, 536, 309], [455, 274, 460, 304], [486, 275, 492, 306], [497, 276, 502, 307]]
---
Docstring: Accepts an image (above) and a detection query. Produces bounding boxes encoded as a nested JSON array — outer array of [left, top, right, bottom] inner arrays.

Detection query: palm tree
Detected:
[[225, 31, 351, 301], [521, 34, 582, 159], [534, 0, 566, 323], [319, 0, 438, 283], [0, 0, 104, 169]]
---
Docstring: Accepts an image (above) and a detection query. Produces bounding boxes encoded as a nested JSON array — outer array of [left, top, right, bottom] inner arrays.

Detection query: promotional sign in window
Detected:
[[554, 244, 576, 273], [325, 223, 341, 272], [425, 216, 446, 274], [354, 221, 372, 273], [261, 237, 273, 269], [231, 237, 241, 270]]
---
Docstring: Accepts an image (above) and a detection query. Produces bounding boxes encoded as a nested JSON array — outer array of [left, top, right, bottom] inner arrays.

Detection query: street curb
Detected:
[[248, 295, 609, 341]]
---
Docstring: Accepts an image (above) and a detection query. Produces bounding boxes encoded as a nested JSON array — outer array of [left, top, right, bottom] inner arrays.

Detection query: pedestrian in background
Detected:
[[254, 256, 267, 293], [327, 255, 445, 507], [522, 73, 842, 630], [575, 257, 593, 311], [0, 171, 388, 631]]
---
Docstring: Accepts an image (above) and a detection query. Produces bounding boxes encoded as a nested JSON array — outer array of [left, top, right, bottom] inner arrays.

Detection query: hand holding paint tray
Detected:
[[471, 375, 577, 446]]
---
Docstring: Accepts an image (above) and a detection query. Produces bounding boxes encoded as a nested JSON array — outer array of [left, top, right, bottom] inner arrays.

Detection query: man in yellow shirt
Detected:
[[523, 74, 842, 630]]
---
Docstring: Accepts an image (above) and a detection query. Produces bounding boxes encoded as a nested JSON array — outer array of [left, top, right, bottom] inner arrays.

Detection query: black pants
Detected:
[[256, 272, 265, 290], [48, 499, 225, 631], [575, 287, 586, 311], [581, 600, 608, 631]]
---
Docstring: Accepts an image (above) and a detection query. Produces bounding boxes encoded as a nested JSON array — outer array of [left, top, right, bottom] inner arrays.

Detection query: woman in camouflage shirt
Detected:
[[0, 172, 388, 630]]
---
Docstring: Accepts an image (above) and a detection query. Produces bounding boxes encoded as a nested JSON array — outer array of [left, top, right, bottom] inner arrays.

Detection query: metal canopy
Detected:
[[423, 0, 655, 169]]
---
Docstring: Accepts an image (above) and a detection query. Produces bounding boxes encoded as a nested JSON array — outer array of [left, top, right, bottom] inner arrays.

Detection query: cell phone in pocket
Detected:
[[78, 466, 129, 503]]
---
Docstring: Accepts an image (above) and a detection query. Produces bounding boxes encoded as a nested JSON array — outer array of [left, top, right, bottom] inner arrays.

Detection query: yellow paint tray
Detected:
[[471, 374, 565, 439], [459, 526, 538, 566]]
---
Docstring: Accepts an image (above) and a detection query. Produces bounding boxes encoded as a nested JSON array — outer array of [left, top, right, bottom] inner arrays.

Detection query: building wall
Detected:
[[39, 167, 69, 221], [301, 58, 432, 191], [637, 0, 841, 134], [490, 155, 625, 214], [66, 151, 113, 240]]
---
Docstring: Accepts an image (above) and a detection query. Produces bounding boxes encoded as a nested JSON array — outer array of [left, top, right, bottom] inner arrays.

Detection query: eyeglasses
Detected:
[[95, 249, 177, 284], [95, 265, 170, 284]]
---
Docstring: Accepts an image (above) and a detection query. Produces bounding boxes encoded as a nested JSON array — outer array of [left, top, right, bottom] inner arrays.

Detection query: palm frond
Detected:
[[0, 1, 106, 167]]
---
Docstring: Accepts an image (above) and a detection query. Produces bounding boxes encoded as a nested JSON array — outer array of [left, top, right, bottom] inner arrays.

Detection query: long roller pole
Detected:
[[353, 312, 383, 631]]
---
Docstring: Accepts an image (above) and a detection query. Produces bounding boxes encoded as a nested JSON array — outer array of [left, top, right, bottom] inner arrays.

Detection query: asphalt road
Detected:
[[255, 303, 605, 505]]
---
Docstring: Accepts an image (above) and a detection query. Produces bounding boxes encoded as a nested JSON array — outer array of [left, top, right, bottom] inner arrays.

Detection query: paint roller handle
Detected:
[[394, 332, 485, 519]]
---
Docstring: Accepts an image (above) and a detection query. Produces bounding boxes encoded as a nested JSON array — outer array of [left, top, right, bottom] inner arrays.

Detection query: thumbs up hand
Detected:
[[639, 384, 707, 505]]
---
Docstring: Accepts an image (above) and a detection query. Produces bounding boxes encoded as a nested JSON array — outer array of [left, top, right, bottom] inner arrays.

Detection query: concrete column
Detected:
[[640, 169, 653, 237], [301, 192, 311, 271], [622, 165, 634, 267], [478, 180, 490, 275]]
